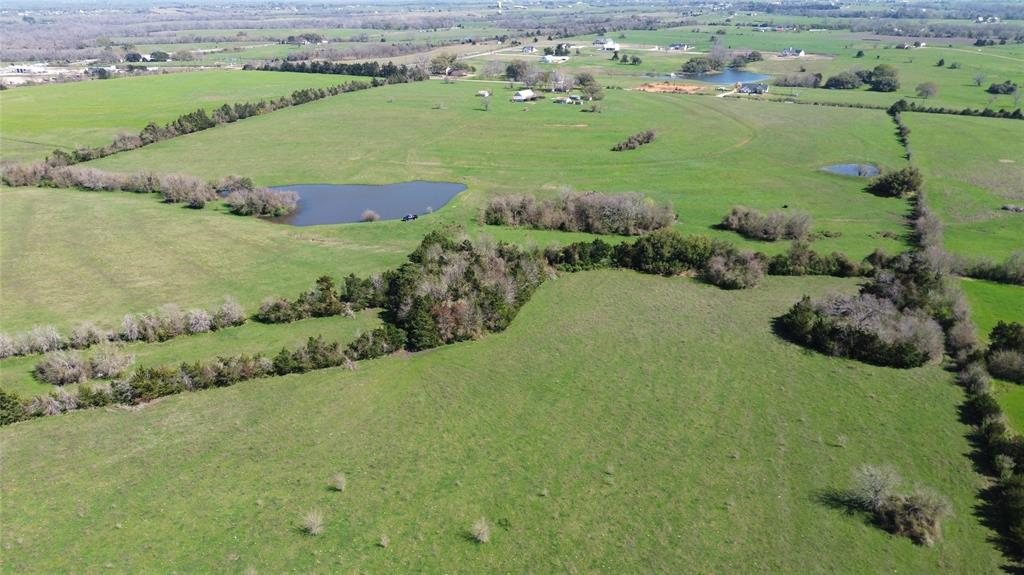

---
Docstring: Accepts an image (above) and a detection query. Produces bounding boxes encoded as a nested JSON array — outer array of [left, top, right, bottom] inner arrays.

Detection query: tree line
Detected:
[[0, 164, 299, 216], [256, 60, 429, 83]]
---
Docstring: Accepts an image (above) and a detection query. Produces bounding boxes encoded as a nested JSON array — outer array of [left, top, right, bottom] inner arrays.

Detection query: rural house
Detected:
[[780, 47, 805, 57]]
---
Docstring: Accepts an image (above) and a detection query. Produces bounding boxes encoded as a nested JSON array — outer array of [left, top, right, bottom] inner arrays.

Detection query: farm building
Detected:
[[540, 55, 569, 64], [511, 89, 538, 102], [780, 47, 805, 57], [668, 43, 693, 51], [476, 90, 491, 97], [738, 83, 769, 94], [522, 46, 536, 53]]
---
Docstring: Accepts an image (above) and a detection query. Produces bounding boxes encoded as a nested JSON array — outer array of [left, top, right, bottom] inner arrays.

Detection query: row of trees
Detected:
[[484, 191, 675, 236], [888, 99, 1024, 121], [0, 298, 245, 361], [257, 60, 428, 84], [51, 80, 375, 165], [719, 206, 811, 241], [0, 163, 296, 216]]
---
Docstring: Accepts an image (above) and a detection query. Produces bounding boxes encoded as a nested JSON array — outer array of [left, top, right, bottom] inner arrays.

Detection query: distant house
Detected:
[[738, 83, 769, 94], [599, 40, 621, 51], [522, 45, 536, 53], [780, 47, 805, 57], [540, 55, 569, 64], [512, 89, 537, 102], [476, 90, 491, 97], [668, 43, 693, 51]]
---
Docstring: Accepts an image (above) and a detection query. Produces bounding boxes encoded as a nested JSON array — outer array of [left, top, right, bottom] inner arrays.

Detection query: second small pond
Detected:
[[267, 181, 467, 226]]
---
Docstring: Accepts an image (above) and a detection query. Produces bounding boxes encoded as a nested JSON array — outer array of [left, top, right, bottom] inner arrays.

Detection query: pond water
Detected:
[[821, 164, 880, 177], [267, 181, 466, 226], [680, 68, 769, 84]]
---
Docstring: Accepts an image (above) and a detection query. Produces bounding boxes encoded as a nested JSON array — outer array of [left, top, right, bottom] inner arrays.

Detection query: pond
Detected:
[[680, 68, 769, 85], [267, 181, 466, 226], [821, 164, 880, 178]]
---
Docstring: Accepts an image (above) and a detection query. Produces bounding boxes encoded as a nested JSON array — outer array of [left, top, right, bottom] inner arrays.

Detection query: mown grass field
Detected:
[[0, 272, 1004, 573], [902, 113, 1024, 260], [0, 70, 362, 162]]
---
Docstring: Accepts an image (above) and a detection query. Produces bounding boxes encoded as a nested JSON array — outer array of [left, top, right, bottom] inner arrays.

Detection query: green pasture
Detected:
[[902, 113, 1024, 260], [0, 71, 363, 162], [0, 272, 1003, 573]]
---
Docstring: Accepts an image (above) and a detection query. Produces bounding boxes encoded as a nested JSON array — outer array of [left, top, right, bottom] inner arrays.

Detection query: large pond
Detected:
[[821, 164, 880, 177], [681, 68, 769, 84], [267, 181, 466, 226]]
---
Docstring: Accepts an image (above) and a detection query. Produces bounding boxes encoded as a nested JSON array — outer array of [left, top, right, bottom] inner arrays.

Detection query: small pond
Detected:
[[821, 164, 880, 178], [680, 68, 769, 84], [267, 181, 466, 226]]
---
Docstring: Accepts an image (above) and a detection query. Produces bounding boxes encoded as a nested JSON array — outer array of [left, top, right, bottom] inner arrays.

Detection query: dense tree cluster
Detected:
[[611, 130, 656, 151], [776, 292, 944, 368], [867, 166, 922, 198], [680, 55, 724, 74], [774, 73, 822, 88], [33, 346, 134, 386], [484, 191, 675, 235], [825, 64, 899, 92], [719, 206, 811, 241], [987, 80, 1019, 95], [256, 276, 357, 323], [730, 50, 763, 68]]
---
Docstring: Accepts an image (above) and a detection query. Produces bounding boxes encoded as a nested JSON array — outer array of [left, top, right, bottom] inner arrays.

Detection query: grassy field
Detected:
[[0, 71, 362, 162], [0, 271, 1004, 573], [902, 113, 1024, 260], [89, 80, 910, 251], [0, 79, 921, 333]]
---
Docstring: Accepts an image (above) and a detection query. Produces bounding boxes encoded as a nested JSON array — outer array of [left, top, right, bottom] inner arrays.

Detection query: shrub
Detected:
[[69, 322, 109, 349], [989, 350, 1024, 384], [957, 362, 991, 395], [851, 464, 901, 512], [76, 383, 114, 408], [257, 297, 299, 323], [485, 191, 674, 236], [332, 473, 347, 492], [612, 230, 723, 276], [767, 241, 862, 277], [989, 321, 1024, 354], [719, 206, 811, 241], [17, 325, 65, 354], [346, 325, 407, 360], [0, 333, 15, 359], [471, 518, 491, 543], [89, 345, 135, 379], [159, 173, 216, 205], [302, 509, 325, 536], [0, 389, 27, 425], [185, 309, 213, 334], [702, 250, 764, 289], [876, 489, 951, 546], [360, 209, 381, 222], [34, 351, 90, 385], [225, 188, 298, 217], [212, 298, 246, 329], [867, 167, 923, 198]]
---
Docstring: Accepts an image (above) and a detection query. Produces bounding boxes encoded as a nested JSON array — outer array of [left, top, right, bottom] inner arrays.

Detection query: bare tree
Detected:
[[973, 73, 986, 87]]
